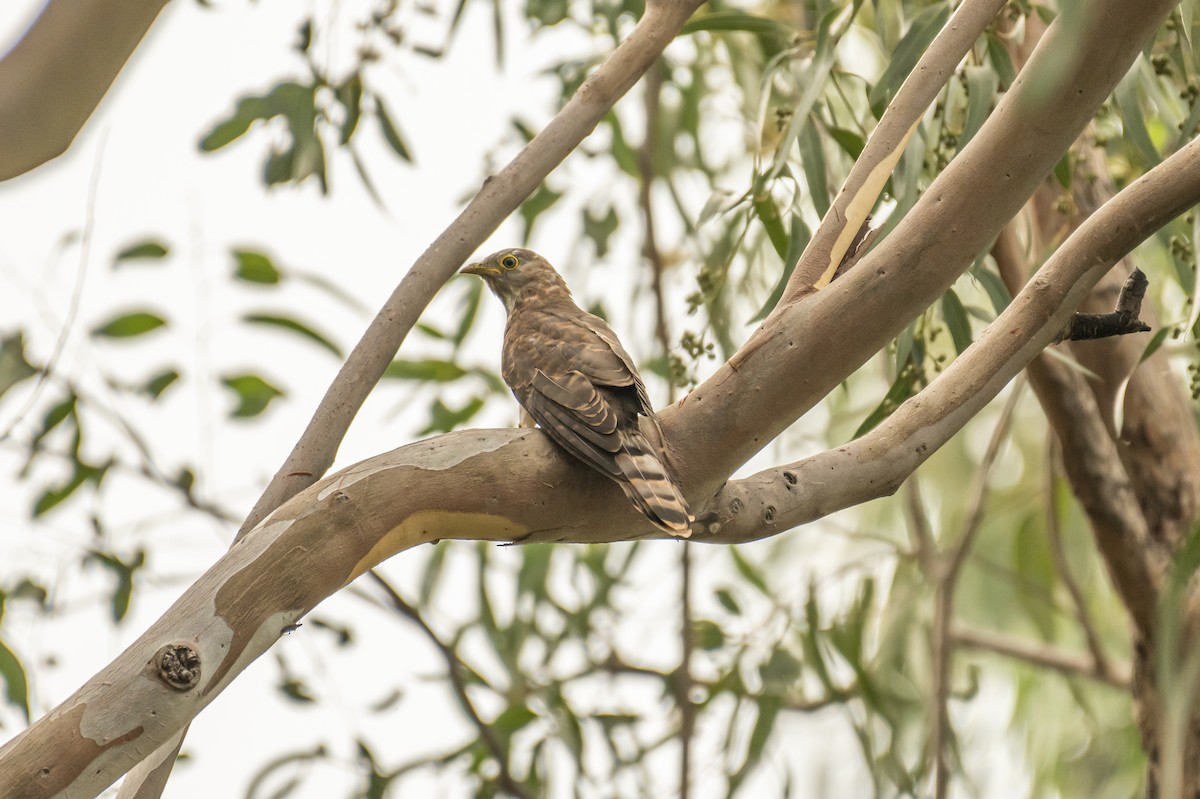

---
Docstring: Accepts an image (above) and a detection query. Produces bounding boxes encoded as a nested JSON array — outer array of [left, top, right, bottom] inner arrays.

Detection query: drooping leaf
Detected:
[[868, 4, 952, 116], [336, 72, 363, 145], [419, 396, 485, 434], [84, 548, 145, 623], [750, 216, 810, 323], [114, 240, 169, 265], [1140, 325, 1172, 362], [243, 313, 343, 358], [91, 311, 167, 339], [222, 374, 285, 418], [141, 369, 180, 400], [0, 637, 30, 722], [961, 66, 998, 147], [854, 365, 919, 438], [798, 121, 831, 217], [377, 99, 413, 162], [940, 288, 973, 354], [1114, 67, 1161, 166], [233, 249, 284, 285], [518, 184, 563, 242], [384, 359, 467, 382], [0, 332, 38, 401]]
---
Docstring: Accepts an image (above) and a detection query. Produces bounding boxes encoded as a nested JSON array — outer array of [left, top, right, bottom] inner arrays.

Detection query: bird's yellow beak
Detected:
[[461, 263, 499, 277]]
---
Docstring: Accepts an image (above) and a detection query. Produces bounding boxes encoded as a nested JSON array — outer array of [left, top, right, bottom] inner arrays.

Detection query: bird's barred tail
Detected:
[[614, 434, 693, 537]]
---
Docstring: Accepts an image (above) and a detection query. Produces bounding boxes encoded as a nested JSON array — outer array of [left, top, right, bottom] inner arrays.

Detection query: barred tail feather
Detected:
[[613, 434, 692, 537]]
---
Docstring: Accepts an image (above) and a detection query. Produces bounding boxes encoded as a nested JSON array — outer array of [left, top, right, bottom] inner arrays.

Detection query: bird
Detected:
[[461, 248, 693, 537]]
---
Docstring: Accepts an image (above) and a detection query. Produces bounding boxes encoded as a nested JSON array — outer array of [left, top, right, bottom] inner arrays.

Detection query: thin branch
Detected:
[[367, 570, 532, 799], [951, 623, 1131, 691], [931, 382, 1022, 799], [1054, 267, 1151, 342], [236, 0, 706, 539], [1044, 445, 1115, 685], [785, 0, 1008, 292]]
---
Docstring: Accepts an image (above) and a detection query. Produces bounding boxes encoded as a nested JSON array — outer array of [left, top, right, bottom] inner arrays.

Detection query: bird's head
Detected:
[[461, 248, 571, 312]]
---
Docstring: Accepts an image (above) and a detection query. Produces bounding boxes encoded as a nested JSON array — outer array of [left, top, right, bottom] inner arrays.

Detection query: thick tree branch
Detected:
[[0, 0, 170, 181], [237, 0, 706, 538], [785, 0, 1008, 291], [0, 3, 1186, 795], [703, 130, 1200, 563], [673, 0, 1178, 496]]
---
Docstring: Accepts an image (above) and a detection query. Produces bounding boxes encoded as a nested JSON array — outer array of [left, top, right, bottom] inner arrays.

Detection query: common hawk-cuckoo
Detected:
[[462, 248, 693, 537]]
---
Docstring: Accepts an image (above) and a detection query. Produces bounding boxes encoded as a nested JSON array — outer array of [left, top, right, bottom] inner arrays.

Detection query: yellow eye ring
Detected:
[[500, 254, 519, 270]]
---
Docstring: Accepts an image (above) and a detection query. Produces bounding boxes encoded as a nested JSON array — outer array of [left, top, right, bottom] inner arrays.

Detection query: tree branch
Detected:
[[951, 623, 1132, 691], [366, 571, 532, 799], [784, 0, 1008, 291], [0, 0, 170, 181], [236, 0, 706, 538], [0, 2, 1186, 794]]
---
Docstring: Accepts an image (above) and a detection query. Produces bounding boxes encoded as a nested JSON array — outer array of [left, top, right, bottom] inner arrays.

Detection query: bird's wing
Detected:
[[521, 368, 623, 477], [559, 310, 656, 415]]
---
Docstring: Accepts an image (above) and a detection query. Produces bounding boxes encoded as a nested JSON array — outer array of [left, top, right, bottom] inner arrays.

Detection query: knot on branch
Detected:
[[154, 643, 201, 692], [1055, 267, 1152, 342]]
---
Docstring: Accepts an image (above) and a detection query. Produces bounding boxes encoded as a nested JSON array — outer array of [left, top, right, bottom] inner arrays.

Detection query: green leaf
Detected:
[[336, 73, 363, 145], [222, 374, 285, 418], [751, 216, 810, 323], [0, 332, 38, 401], [680, 10, 791, 38], [384, 358, 467, 382], [970, 264, 1011, 314], [279, 677, 316, 704], [377, 99, 413, 162], [243, 313, 343, 358], [493, 703, 538, 737], [730, 547, 770, 595], [114, 240, 169, 265], [33, 394, 76, 447], [583, 206, 619, 257], [142, 369, 180, 400], [798, 122, 830, 217], [1115, 67, 1161, 165], [518, 184, 563, 242], [752, 192, 789, 260], [941, 288, 973, 354], [985, 31, 1017, 88], [233, 249, 284, 285], [868, 4, 952, 116], [1140, 325, 1171, 362], [715, 587, 741, 615], [694, 619, 726, 650], [85, 548, 145, 623], [826, 126, 866, 160], [960, 66, 998, 147], [91, 311, 167, 339], [0, 637, 29, 722], [1053, 152, 1072, 189], [33, 461, 106, 517], [854, 365, 919, 438], [419, 396, 485, 434]]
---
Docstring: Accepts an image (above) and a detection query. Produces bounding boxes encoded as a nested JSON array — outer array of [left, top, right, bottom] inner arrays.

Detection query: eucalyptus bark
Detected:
[[0, 0, 1191, 796]]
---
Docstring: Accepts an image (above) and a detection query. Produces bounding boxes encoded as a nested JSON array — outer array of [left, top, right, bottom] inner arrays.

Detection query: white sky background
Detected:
[[0, 0, 1032, 796]]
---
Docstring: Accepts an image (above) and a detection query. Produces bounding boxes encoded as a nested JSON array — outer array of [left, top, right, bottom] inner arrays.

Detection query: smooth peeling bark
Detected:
[[664, 0, 1180, 496]]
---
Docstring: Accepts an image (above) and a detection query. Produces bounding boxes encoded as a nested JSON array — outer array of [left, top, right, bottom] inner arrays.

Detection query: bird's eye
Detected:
[[501, 254, 519, 270]]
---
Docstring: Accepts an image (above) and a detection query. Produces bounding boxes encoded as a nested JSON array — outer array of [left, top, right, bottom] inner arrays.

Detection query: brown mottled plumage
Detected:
[[462, 248, 692, 537]]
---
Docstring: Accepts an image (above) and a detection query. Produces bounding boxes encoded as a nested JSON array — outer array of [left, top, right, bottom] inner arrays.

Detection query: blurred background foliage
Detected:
[[3, 0, 1198, 796]]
